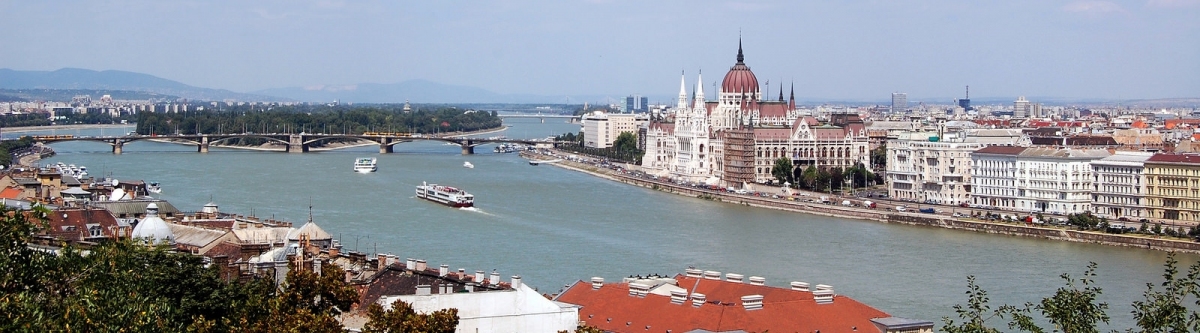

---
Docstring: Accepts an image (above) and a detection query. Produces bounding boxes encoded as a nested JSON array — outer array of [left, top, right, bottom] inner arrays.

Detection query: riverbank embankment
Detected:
[[527, 151, 1200, 254]]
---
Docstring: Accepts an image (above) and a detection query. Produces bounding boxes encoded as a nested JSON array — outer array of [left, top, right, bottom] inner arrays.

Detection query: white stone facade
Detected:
[[581, 111, 647, 148], [886, 132, 981, 205], [1091, 151, 1152, 219], [378, 283, 579, 333]]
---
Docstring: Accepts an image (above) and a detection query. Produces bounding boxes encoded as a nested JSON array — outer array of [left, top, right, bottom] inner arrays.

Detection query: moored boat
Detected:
[[415, 181, 474, 207], [147, 181, 162, 194], [354, 157, 378, 173]]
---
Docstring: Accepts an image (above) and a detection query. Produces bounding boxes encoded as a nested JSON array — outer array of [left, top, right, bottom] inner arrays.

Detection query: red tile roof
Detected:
[[1147, 153, 1200, 164], [758, 102, 789, 118], [34, 208, 123, 242], [555, 275, 891, 333], [0, 186, 22, 199]]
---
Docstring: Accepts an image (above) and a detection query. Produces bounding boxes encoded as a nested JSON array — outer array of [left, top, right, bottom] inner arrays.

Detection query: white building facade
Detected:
[[581, 111, 648, 148], [1091, 151, 1152, 219], [377, 282, 579, 333], [886, 132, 982, 205], [972, 147, 1111, 214]]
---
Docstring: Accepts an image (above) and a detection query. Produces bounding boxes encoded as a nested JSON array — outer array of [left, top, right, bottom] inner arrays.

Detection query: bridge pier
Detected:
[[198, 135, 210, 153], [112, 141, 123, 154], [287, 134, 308, 153], [461, 144, 475, 155], [379, 137, 392, 154]]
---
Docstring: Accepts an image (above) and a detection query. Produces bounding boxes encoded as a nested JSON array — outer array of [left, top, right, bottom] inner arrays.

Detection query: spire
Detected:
[[778, 79, 784, 102], [736, 37, 745, 64], [694, 71, 705, 108], [677, 70, 688, 109], [789, 82, 796, 110]]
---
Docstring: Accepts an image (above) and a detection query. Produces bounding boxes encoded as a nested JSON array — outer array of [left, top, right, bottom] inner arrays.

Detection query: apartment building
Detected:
[[886, 131, 981, 205], [582, 111, 647, 148], [971, 147, 1111, 214], [1091, 151, 1152, 219], [1144, 154, 1200, 225]]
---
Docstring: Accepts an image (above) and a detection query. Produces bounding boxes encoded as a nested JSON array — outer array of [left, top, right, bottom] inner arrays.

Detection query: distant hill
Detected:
[[253, 80, 646, 104], [0, 68, 281, 102]]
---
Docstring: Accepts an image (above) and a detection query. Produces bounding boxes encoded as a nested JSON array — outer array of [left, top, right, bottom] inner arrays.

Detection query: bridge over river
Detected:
[[28, 133, 559, 155]]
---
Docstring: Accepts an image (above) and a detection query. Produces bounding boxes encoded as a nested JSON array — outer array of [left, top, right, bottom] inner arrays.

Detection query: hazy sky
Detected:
[[2, 0, 1197, 102]]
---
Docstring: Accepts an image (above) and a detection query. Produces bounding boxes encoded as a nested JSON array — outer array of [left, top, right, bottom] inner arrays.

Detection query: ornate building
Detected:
[[641, 42, 870, 186]]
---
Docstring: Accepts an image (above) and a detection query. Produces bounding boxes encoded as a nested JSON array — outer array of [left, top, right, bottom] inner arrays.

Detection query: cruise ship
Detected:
[[415, 182, 474, 207], [353, 157, 378, 173]]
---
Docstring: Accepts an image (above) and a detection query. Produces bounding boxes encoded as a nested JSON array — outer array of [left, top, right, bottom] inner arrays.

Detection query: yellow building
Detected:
[[1144, 154, 1200, 225]]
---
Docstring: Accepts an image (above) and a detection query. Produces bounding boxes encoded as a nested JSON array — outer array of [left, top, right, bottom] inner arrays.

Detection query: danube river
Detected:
[[11, 119, 1198, 329]]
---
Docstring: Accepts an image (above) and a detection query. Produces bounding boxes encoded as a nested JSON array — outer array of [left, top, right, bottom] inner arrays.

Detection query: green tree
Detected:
[[941, 276, 1005, 333], [771, 157, 794, 185], [1130, 252, 1200, 332], [362, 299, 459, 333], [871, 144, 887, 170], [1005, 262, 1110, 333], [614, 132, 638, 153], [801, 165, 820, 190]]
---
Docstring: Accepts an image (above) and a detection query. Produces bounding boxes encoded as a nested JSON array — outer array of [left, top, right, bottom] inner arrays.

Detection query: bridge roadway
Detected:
[[30, 133, 558, 155]]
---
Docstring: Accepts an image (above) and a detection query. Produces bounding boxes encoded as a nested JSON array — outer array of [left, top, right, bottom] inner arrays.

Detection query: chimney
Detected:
[[670, 290, 688, 304], [725, 273, 744, 283], [389, 255, 399, 266], [702, 270, 721, 280], [511, 276, 522, 289], [415, 259, 427, 271], [328, 245, 340, 257], [813, 289, 834, 304], [741, 294, 764, 311], [790, 281, 810, 291], [749, 276, 765, 286], [591, 277, 605, 290], [377, 254, 387, 269], [416, 285, 431, 296], [685, 268, 703, 278], [406, 258, 416, 269], [489, 271, 500, 285], [458, 268, 466, 278], [815, 284, 832, 291], [439, 264, 449, 277], [475, 270, 485, 283], [313, 258, 322, 276], [691, 293, 706, 307], [628, 282, 650, 298]]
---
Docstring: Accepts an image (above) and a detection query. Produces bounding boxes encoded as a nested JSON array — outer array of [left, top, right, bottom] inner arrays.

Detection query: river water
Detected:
[[11, 119, 1198, 329]]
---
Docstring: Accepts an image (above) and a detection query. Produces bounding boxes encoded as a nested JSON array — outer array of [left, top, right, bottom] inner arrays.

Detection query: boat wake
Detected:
[[458, 207, 492, 215]]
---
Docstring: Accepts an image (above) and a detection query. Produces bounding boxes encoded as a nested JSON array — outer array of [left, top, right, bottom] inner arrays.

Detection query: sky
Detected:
[[1, 0, 1197, 102]]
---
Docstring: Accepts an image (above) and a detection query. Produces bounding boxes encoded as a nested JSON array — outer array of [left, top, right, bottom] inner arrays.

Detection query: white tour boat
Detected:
[[415, 182, 474, 208], [146, 181, 162, 194], [354, 157, 378, 173], [463, 161, 474, 169]]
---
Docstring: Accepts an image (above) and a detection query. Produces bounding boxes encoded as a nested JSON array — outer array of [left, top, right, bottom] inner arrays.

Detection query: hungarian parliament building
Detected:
[[641, 42, 871, 187]]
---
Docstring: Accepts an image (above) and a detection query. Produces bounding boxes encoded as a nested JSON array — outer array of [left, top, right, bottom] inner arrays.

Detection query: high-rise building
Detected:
[[956, 85, 972, 111], [625, 95, 648, 113], [1014, 96, 1030, 118], [891, 93, 907, 113]]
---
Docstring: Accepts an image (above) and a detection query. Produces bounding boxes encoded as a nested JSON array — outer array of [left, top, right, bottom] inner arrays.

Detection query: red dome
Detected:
[[721, 44, 758, 94]]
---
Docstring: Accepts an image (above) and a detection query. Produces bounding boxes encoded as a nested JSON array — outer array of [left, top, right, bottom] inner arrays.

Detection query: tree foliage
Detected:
[[0, 205, 383, 332], [944, 256, 1200, 333], [135, 105, 501, 136], [361, 299, 459, 333], [771, 157, 794, 185]]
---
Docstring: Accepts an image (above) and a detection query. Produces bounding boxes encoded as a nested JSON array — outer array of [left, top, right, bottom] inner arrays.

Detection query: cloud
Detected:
[[1062, 0, 1125, 15], [1147, 0, 1200, 8]]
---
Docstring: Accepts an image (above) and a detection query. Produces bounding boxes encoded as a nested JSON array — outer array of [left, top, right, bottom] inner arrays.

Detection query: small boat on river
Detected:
[[354, 157, 378, 173], [463, 161, 474, 169], [416, 182, 474, 208]]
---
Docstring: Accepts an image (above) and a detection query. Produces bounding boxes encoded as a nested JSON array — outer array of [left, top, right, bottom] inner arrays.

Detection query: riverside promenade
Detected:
[[525, 150, 1200, 254]]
